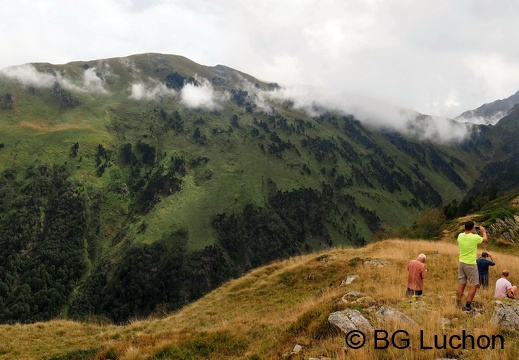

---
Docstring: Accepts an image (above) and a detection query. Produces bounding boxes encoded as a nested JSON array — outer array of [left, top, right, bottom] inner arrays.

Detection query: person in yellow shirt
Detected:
[[456, 221, 488, 311]]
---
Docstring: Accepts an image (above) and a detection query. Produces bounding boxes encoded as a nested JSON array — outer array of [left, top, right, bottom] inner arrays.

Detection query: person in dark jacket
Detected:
[[476, 252, 495, 289]]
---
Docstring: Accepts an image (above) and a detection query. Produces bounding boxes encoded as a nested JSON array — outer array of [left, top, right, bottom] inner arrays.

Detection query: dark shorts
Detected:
[[479, 275, 489, 288], [406, 288, 423, 296]]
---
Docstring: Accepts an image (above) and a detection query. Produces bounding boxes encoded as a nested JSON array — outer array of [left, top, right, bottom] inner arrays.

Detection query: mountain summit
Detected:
[[455, 90, 519, 125]]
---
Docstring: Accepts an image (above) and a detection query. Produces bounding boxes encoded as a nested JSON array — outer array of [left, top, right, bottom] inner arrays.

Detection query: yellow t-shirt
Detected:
[[457, 232, 483, 264]]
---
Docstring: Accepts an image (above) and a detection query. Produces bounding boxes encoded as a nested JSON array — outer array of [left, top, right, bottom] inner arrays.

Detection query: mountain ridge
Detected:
[[456, 90, 519, 125], [0, 53, 518, 326]]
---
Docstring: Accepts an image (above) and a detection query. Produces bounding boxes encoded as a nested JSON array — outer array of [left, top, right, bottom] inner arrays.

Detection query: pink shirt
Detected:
[[495, 277, 512, 298], [407, 259, 427, 291]]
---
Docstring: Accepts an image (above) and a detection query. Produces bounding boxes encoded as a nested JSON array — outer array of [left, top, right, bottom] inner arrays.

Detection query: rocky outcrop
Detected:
[[328, 309, 373, 334], [363, 259, 389, 267], [488, 217, 519, 243], [340, 274, 358, 285], [52, 83, 80, 108], [490, 301, 519, 329]]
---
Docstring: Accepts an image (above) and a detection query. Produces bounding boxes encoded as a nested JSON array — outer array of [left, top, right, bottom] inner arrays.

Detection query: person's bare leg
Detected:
[[511, 286, 518, 298], [457, 283, 466, 300], [467, 285, 478, 302]]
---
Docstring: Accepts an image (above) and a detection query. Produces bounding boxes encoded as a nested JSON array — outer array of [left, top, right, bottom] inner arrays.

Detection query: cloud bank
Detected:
[[260, 84, 474, 143], [130, 82, 176, 101], [0, 64, 110, 94], [180, 77, 229, 110], [2, 0, 519, 121], [129, 75, 229, 110], [0, 61, 477, 142], [0, 65, 56, 88]]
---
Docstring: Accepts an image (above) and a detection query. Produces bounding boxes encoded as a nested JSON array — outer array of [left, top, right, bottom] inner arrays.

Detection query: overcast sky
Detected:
[[1, 0, 519, 118]]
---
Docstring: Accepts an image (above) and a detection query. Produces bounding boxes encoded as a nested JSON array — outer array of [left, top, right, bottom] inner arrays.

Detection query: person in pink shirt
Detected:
[[494, 270, 518, 299], [406, 253, 427, 296]]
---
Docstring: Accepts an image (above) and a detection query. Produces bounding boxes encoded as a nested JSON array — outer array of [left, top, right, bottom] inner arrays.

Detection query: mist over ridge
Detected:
[[0, 54, 488, 143]]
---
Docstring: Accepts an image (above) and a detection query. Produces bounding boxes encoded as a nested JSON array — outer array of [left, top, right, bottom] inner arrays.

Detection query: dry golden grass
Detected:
[[1, 238, 518, 359]]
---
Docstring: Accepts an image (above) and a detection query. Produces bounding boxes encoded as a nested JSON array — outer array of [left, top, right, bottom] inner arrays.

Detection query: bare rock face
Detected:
[[488, 217, 519, 244], [490, 301, 519, 329], [328, 309, 373, 334]]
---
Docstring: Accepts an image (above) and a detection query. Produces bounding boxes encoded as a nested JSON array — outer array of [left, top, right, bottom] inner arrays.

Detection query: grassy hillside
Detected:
[[1, 235, 518, 359], [0, 53, 487, 244], [0, 53, 512, 324]]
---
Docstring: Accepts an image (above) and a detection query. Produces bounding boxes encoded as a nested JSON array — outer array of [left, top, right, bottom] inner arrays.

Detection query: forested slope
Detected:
[[0, 53, 507, 323]]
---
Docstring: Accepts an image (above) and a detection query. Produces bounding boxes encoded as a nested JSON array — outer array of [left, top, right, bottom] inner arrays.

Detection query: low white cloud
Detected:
[[0, 64, 56, 88], [180, 76, 229, 110], [455, 113, 506, 126], [0, 64, 110, 94], [82, 68, 110, 94], [266, 85, 328, 117], [404, 115, 474, 143], [261, 83, 474, 143], [130, 81, 176, 101], [119, 58, 140, 73], [253, 95, 274, 113], [60, 67, 110, 94]]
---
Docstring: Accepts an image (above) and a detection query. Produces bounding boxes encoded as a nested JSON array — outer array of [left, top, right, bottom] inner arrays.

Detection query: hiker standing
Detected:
[[456, 221, 488, 311], [406, 253, 427, 296], [476, 251, 495, 289]]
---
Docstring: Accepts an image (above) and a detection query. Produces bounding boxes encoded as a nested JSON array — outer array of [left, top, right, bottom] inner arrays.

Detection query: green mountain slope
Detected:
[[0, 53, 508, 323], [460, 105, 519, 198]]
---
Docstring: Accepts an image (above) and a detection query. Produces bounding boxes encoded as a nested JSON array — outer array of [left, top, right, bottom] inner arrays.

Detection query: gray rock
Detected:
[[328, 309, 373, 334], [341, 291, 365, 303], [341, 274, 358, 285], [375, 306, 418, 326], [490, 302, 519, 329], [363, 259, 388, 267], [292, 344, 302, 353]]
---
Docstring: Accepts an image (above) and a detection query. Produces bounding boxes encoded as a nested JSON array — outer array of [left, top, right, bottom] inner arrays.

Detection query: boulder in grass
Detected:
[[328, 309, 373, 334], [490, 301, 519, 329], [376, 306, 418, 327]]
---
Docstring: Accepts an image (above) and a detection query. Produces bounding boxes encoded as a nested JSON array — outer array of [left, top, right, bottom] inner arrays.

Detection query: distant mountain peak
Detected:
[[455, 89, 519, 125]]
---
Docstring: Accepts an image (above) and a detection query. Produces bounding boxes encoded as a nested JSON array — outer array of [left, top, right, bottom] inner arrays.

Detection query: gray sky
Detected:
[[1, 0, 519, 118]]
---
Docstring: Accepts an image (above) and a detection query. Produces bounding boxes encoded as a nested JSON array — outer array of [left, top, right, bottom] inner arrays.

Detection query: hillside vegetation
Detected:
[[1, 53, 519, 324], [1, 235, 518, 359]]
